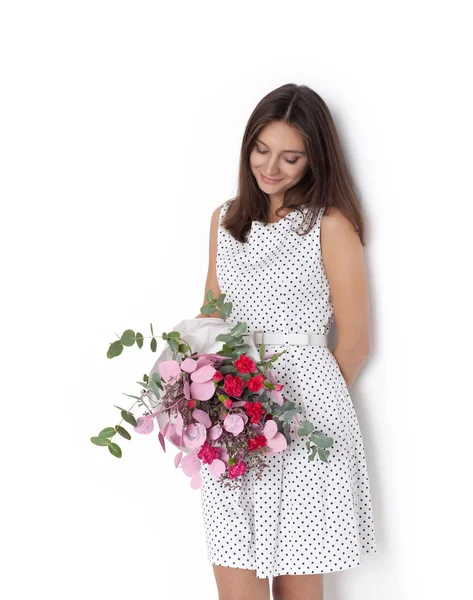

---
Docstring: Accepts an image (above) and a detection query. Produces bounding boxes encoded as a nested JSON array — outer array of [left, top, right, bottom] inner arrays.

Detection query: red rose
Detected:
[[244, 400, 264, 424], [223, 373, 244, 397], [246, 373, 264, 392], [248, 435, 268, 451], [234, 355, 256, 374]]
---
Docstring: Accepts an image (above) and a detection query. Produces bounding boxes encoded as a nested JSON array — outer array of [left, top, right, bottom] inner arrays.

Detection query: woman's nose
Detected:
[[265, 156, 280, 175]]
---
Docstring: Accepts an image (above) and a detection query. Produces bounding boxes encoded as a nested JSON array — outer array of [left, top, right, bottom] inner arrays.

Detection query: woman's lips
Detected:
[[261, 173, 282, 184]]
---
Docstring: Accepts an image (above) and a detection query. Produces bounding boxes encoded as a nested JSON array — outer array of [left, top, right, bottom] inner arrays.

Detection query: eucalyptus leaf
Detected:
[[206, 289, 214, 302], [121, 330, 135, 347], [215, 333, 235, 343], [150, 337, 157, 352], [297, 420, 314, 437], [318, 448, 330, 462], [167, 331, 180, 339], [220, 302, 232, 320], [310, 431, 333, 449], [108, 443, 122, 458], [216, 293, 226, 307], [90, 436, 110, 446], [116, 426, 131, 440], [122, 393, 142, 401], [231, 322, 247, 337], [136, 333, 144, 349], [99, 427, 116, 438], [108, 340, 123, 358], [121, 410, 137, 427], [168, 338, 179, 353], [200, 304, 217, 314]]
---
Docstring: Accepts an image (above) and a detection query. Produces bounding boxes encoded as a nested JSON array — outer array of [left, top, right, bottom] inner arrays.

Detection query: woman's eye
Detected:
[[255, 147, 298, 165]]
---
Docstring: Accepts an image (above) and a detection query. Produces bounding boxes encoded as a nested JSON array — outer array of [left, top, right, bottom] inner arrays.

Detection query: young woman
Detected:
[[196, 83, 377, 600]]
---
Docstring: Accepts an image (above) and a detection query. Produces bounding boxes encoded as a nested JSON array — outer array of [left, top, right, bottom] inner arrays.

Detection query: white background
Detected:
[[1, 1, 472, 598]]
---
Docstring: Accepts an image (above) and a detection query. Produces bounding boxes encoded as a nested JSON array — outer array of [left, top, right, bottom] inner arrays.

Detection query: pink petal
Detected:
[[181, 453, 201, 476], [160, 420, 171, 437], [231, 400, 246, 407], [183, 378, 191, 400], [175, 412, 184, 435], [158, 431, 166, 452], [158, 360, 182, 383], [208, 459, 226, 477], [193, 408, 212, 428], [190, 380, 215, 401], [180, 357, 198, 373], [263, 419, 278, 440], [267, 389, 284, 406], [190, 470, 202, 489], [219, 445, 229, 465], [209, 424, 223, 440], [174, 451, 183, 468], [223, 414, 244, 435], [266, 432, 287, 453], [183, 422, 207, 447], [134, 416, 154, 434], [191, 364, 217, 383]]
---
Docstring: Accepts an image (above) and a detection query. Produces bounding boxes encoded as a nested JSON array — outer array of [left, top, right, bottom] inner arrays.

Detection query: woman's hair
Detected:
[[223, 83, 366, 245]]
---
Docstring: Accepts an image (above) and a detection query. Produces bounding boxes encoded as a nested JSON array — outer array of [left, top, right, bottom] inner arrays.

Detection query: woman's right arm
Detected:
[[195, 205, 223, 319]]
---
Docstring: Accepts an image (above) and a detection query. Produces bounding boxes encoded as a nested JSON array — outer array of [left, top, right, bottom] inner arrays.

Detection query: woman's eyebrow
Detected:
[[256, 138, 306, 154]]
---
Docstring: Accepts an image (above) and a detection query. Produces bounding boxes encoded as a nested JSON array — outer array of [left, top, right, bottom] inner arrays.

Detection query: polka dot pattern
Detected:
[[200, 199, 377, 579]]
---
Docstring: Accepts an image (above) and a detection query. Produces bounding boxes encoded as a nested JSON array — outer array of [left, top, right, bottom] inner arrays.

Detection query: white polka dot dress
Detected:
[[200, 199, 377, 579]]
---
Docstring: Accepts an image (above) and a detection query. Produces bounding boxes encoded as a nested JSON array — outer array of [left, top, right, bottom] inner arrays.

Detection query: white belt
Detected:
[[244, 330, 329, 346]]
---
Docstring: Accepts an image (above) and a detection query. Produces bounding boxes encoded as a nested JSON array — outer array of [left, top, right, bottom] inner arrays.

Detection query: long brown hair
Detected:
[[223, 83, 366, 245]]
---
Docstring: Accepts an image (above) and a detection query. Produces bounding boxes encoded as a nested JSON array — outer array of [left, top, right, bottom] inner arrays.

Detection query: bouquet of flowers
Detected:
[[91, 290, 333, 490]]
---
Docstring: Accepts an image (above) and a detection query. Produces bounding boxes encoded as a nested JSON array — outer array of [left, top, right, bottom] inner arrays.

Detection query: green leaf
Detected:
[[108, 340, 123, 358], [108, 443, 122, 458], [231, 322, 247, 337], [305, 440, 312, 451], [167, 331, 180, 339], [310, 431, 333, 449], [168, 338, 179, 353], [150, 337, 157, 352], [150, 381, 161, 399], [297, 420, 314, 437], [259, 343, 266, 361], [283, 409, 299, 422], [121, 330, 135, 347], [318, 448, 330, 462], [206, 289, 214, 302], [99, 427, 116, 438], [121, 410, 137, 426], [219, 302, 232, 320], [308, 445, 317, 461], [200, 304, 217, 314], [116, 425, 131, 440], [232, 343, 250, 354], [136, 332, 144, 349], [151, 372, 162, 385], [122, 393, 142, 401], [216, 293, 226, 307], [113, 405, 127, 412], [150, 323, 154, 336], [215, 333, 235, 343], [90, 436, 111, 446], [179, 342, 190, 353]]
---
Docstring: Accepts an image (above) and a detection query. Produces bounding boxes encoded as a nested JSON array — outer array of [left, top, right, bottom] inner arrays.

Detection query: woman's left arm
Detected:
[[320, 208, 371, 388]]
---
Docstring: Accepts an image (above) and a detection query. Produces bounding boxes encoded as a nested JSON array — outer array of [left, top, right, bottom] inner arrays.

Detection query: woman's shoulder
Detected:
[[320, 206, 358, 234]]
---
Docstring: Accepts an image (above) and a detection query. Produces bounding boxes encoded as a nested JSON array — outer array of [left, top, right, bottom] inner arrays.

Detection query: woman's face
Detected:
[[249, 121, 309, 199]]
